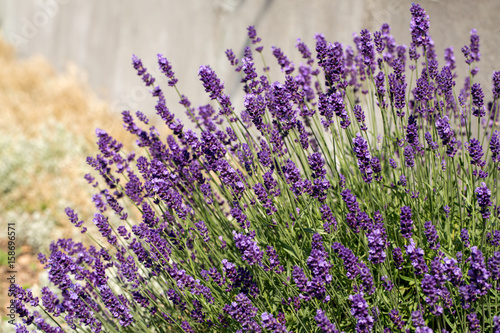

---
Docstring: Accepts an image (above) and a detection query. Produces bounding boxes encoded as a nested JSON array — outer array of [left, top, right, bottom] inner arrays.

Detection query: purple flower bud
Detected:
[[392, 247, 404, 270], [400, 206, 414, 239], [406, 238, 428, 276], [367, 223, 388, 264], [467, 312, 481, 333], [493, 71, 500, 99], [404, 145, 415, 168], [435, 115, 453, 146], [194, 221, 209, 242], [233, 231, 264, 266], [157, 54, 178, 86], [261, 312, 289, 333], [349, 293, 374, 332], [490, 130, 500, 163], [424, 221, 440, 250], [381, 276, 394, 291], [314, 309, 340, 333], [475, 182, 492, 219], [471, 83, 485, 117], [272, 46, 295, 74], [320, 204, 337, 234], [353, 133, 373, 183], [460, 229, 470, 248], [410, 3, 430, 47]]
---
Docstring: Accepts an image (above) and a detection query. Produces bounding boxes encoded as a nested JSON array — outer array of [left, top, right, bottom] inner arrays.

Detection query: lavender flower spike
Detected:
[[353, 133, 373, 183], [410, 3, 430, 47], [475, 182, 492, 219], [349, 293, 374, 332], [314, 309, 340, 333]]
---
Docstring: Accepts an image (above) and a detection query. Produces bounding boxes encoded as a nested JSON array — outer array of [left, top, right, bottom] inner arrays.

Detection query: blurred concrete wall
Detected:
[[1, 0, 499, 127]]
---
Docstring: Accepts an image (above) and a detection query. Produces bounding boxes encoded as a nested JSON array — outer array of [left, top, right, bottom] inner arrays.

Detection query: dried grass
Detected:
[[0, 34, 140, 250]]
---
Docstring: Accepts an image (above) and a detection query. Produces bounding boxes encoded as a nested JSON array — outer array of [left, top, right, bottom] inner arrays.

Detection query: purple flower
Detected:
[[306, 234, 333, 300], [353, 133, 373, 183], [292, 265, 309, 293], [488, 251, 500, 282], [332, 242, 361, 280], [132, 55, 155, 86], [358, 263, 375, 295], [411, 309, 426, 328], [399, 174, 407, 187], [471, 83, 485, 117], [435, 115, 453, 146], [353, 105, 368, 131], [230, 206, 249, 229], [342, 189, 360, 215], [400, 206, 414, 239], [308, 152, 327, 179], [469, 246, 491, 293], [490, 130, 500, 162], [404, 145, 415, 168], [314, 309, 340, 333], [319, 91, 350, 129], [223, 293, 260, 331], [467, 312, 481, 333], [373, 31, 384, 54], [233, 231, 264, 266], [424, 221, 440, 250], [467, 138, 486, 167], [421, 273, 443, 315], [349, 293, 374, 333], [296, 120, 309, 150], [247, 26, 262, 45], [460, 229, 470, 248], [157, 53, 178, 86], [392, 247, 404, 270], [424, 131, 438, 150], [437, 66, 455, 99], [261, 312, 289, 333], [272, 46, 295, 74], [282, 159, 306, 197], [194, 221, 209, 242], [320, 204, 337, 233], [444, 47, 456, 70], [267, 81, 296, 130], [469, 29, 481, 62], [410, 3, 430, 47], [366, 223, 388, 264], [381, 276, 393, 291], [475, 182, 492, 219], [389, 158, 397, 169], [444, 205, 450, 218], [493, 71, 500, 99], [296, 38, 313, 63], [198, 65, 234, 117], [225, 49, 239, 66], [494, 316, 500, 333], [360, 29, 375, 68], [406, 238, 428, 275], [374, 72, 387, 108], [389, 309, 405, 330], [266, 246, 284, 274]]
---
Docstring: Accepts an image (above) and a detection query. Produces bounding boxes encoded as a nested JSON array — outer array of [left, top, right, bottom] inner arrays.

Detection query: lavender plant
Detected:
[[11, 3, 500, 332]]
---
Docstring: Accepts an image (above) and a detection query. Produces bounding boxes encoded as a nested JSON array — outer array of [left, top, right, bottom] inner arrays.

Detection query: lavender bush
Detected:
[[10, 3, 500, 332]]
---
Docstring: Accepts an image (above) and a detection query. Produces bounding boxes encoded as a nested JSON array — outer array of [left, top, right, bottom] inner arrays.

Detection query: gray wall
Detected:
[[1, 0, 499, 127]]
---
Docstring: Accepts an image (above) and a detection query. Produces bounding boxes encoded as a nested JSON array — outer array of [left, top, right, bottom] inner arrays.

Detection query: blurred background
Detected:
[[0, 0, 499, 327], [2, 0, 499, 124]]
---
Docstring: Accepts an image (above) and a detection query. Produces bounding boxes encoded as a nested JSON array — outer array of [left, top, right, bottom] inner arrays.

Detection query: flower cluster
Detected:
[[10, 4, 500, 333]]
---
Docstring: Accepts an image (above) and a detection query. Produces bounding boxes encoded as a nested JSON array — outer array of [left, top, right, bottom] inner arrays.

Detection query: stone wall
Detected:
[[1, 0, 499, 126]]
